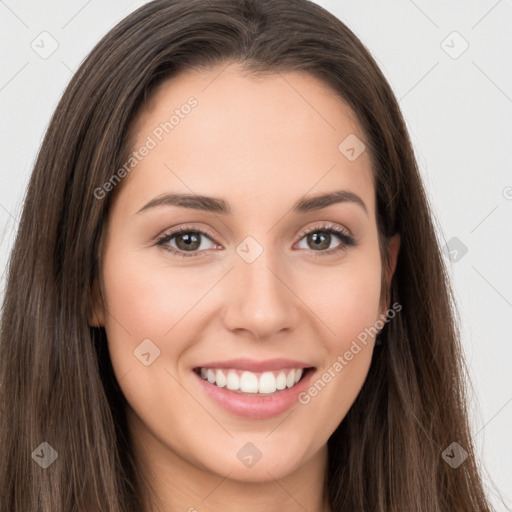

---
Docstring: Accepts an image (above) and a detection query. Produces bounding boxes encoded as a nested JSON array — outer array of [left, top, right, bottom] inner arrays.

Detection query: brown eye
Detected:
[[306, 231, 333, 251], [174, 232, 202, 251], [296, 224, 356, 255], [157, 226, 217, 257]]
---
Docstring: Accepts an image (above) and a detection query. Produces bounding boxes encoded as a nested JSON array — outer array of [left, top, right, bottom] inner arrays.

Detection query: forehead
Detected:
[[119, 63, 375, 217]]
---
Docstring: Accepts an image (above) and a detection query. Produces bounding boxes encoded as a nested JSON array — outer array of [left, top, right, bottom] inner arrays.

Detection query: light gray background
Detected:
[[1, 0, 511, 508]]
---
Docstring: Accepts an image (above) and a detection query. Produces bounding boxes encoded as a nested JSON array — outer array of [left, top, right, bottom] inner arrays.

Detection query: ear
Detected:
[[381, 234, 400, 312], [89, 279, 105, 327], [386, 234, 400, 286]]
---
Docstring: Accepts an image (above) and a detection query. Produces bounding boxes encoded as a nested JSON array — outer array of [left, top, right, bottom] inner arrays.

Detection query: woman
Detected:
[[0, 0, 498, 510]]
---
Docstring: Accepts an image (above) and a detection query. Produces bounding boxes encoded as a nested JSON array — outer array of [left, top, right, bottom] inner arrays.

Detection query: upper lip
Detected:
[[194, 358, 314, 372]]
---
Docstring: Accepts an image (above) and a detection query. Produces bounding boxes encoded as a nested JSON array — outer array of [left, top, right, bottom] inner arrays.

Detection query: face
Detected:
[[92, 63, 399, 485]]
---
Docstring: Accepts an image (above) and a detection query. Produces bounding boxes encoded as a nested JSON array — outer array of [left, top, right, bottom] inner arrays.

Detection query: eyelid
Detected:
[[299, 221, 353, 239], [155, 221, 357, 258], [155, 224, 219, 250]]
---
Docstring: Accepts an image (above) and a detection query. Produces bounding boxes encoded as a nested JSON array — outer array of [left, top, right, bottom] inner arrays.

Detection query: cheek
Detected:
[[301, 249, 383, 349], [293, 246, 382, 420], [99, 246, 209, 438], [99, 243, 205, 397], [329, 268, 381, 344], [101, 246, 208, 340]]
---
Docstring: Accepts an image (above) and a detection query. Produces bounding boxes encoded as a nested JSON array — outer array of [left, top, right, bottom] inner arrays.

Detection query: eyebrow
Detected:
[[136, 190, 368, 216]]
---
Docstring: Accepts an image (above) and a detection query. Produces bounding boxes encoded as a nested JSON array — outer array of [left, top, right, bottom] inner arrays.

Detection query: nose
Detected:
[[220, 245, 300, 340]]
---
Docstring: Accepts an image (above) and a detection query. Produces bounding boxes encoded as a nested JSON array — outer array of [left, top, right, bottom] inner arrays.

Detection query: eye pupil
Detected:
[[176, 232, 200, 251], [308, 232, 330, 250]]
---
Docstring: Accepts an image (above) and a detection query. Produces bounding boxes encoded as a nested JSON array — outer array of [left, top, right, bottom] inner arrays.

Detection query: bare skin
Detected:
[[91, 63, 400, 512]]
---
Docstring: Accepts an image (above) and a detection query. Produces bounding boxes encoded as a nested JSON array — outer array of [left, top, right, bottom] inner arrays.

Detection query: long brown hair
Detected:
[[0, 0, 499, 510]]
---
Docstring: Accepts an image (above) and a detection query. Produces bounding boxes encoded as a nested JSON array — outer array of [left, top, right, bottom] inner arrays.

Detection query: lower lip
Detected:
[[193, 368, 316, 419]]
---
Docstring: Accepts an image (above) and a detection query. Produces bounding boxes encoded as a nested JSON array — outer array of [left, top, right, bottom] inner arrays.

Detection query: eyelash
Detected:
[[155, 223, 358, 259]]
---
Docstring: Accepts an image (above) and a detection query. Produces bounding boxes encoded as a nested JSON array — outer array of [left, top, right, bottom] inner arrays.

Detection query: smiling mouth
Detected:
[[193, 366, 314, 396]]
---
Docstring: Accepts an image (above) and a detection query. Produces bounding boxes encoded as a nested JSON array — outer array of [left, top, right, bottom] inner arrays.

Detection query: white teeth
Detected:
[[215, 369, 227, 388], [226, 371, 240, 391], [198, 367, 306, 394], [276, 371, 287, 390], [240, 371, 259, 393], [258, 372, 276, 394]]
